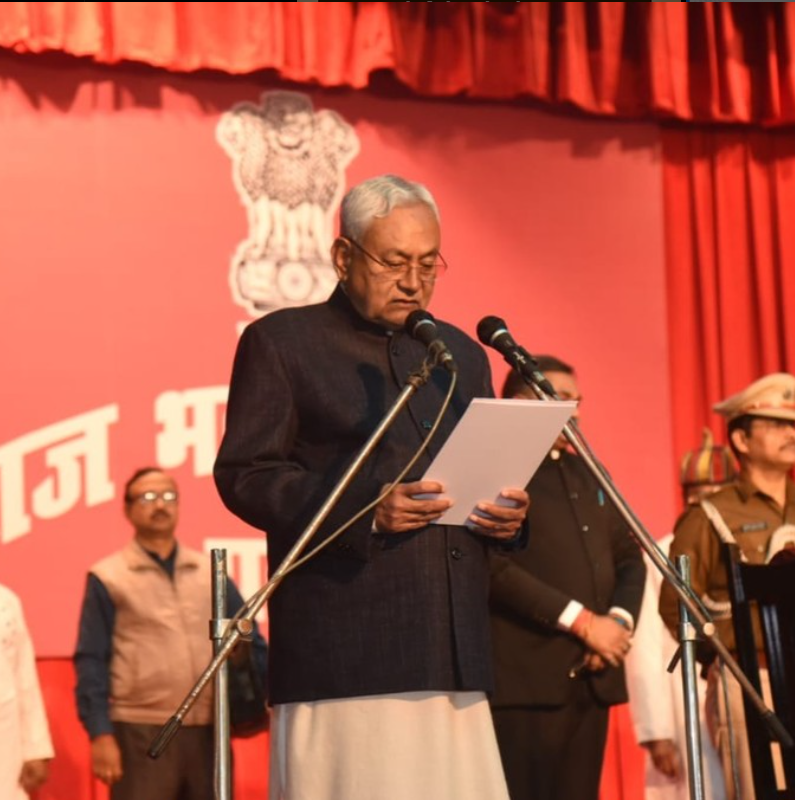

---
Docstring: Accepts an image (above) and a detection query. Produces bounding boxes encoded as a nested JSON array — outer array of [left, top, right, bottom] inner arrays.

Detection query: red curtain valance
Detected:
[[3, 2, 795, 126]]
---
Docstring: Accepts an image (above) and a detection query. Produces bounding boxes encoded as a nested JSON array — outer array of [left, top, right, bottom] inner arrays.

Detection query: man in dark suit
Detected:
[[214, 174, 530, 800], [489, 356, 646, 800]]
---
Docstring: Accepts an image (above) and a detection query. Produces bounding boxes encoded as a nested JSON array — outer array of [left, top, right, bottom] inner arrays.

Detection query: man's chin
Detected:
[[386, 302, 424, 328], [379, 313, 411, 332]]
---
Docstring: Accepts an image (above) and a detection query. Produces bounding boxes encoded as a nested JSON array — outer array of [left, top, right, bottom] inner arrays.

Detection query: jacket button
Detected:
[[450, 548, 463, 560], [581, 525, 589, 533], [421, 420, 433, 430]]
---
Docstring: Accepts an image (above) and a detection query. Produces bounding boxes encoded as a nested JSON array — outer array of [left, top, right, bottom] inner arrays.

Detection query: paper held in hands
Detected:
[[419, 398, 578, 526]]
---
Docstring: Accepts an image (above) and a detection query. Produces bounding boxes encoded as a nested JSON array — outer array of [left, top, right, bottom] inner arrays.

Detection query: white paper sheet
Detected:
[[420, 397, 577, 526]]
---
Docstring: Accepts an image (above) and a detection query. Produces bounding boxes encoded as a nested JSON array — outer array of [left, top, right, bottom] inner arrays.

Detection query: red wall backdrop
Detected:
[[0, 51, 671, 798]]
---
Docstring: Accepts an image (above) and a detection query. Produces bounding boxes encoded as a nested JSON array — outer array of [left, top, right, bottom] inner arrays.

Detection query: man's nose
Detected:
[[397, 265, 423, 290]]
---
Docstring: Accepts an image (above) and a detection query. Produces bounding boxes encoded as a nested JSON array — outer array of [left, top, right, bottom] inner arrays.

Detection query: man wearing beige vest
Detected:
[[74, 467, 266, 800]]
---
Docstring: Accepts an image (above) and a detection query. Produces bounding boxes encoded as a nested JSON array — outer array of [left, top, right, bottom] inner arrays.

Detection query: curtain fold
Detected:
[[3, 2, 795, 124], [662, 126, 795, 463]]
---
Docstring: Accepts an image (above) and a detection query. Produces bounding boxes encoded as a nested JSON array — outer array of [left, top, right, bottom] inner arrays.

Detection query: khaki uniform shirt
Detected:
[[659, 477, 795, 652]]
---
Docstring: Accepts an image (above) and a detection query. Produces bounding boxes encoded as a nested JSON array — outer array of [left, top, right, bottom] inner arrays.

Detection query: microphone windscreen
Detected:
[[405, 309, 436, 343], [476, 316, 508, 347]]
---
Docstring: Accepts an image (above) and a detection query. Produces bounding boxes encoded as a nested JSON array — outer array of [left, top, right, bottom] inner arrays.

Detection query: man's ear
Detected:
[[729, 427, 749, 457], [331, 238, 351, 282]]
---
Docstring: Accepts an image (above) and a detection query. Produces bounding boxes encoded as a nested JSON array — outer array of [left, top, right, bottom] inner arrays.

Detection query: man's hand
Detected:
[[644, 739, 682, 779], [374, 481, 452, 533], [91, 733, 123, 785], [467, 489, 530, 541], [575, 613, 632, 667], [19, 759, 50, 792]]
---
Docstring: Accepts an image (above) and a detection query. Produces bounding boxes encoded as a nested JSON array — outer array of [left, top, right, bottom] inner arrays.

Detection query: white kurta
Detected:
[[0, 584, 54, 800], [625, 535, 726, 800], [269, 691, 509, 800]]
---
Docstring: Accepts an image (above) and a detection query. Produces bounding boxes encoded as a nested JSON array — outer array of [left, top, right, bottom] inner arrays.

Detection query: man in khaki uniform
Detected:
[[659, 372, 795, 800]]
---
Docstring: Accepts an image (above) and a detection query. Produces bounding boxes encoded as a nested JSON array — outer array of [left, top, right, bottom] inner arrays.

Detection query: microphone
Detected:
[[405, 310, 457, 373], [476, 316, 556, 396]]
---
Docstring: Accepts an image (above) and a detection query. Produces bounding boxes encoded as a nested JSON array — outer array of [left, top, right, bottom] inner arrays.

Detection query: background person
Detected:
[[625, 428, 734, 800], [74, 466, 268, 800], [0, 582, 54, 799], [488, 356, 646, 800]]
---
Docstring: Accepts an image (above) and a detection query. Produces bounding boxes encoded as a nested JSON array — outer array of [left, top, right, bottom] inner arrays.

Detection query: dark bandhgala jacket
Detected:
[[489, 451, 646, 708], [215, 286, 513, 705]]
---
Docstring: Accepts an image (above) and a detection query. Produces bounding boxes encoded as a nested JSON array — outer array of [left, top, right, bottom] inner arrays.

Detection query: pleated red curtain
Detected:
[[663, 126, 795, 459], [3, 2, 795, 124]]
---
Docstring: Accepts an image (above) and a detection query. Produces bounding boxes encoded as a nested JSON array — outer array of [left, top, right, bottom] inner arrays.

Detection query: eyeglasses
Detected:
[[750, 418, 795, 432], [127, 490, 179, 505], [346, 238, 448, 284]]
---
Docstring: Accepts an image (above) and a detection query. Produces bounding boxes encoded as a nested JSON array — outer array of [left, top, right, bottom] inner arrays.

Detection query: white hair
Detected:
[[340, 175, 440, 241]]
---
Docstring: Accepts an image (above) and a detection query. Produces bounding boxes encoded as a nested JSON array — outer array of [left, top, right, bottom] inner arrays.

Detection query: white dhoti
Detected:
[[269, 691, 509, 800]]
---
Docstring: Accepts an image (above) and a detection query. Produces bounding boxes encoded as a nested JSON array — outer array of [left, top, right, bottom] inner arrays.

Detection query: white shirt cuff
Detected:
[[557, 600, 584, 631]]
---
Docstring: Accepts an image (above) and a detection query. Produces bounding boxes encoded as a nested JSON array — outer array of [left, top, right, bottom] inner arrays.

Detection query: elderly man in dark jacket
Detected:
[[215, 174, 530, 800]]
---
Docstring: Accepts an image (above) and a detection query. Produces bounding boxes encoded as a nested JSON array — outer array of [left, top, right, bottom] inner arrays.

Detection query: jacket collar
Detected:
[[328, 283, 397, 339]]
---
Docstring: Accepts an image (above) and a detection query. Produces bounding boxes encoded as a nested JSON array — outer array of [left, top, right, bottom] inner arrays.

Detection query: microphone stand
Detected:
[[148, 354, 444, 763], [676, 554, 706, 800], [211, 550, 233, 800], [506, 349, 793, 797]]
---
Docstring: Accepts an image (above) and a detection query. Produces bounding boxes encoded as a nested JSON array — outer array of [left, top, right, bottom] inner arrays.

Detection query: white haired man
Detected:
[[215, 174, 530, 800]]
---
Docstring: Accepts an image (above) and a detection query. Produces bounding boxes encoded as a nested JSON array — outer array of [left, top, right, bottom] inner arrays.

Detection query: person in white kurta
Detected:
[[627, 429, 735, 800], [0, 583, 54, 799], [626, 534, 727, 800]]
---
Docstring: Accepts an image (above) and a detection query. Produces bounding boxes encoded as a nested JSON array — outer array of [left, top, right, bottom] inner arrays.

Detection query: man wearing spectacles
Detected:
[[73, 467, 268, 800], [488, 357, 645, 800], [215, 174, 529, 800], [660, 373, 795, 800]]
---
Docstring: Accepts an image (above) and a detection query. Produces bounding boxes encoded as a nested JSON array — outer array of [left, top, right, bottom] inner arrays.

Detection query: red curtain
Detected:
[[3, 2, 795, 124], [663, 126, 795, 460]]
